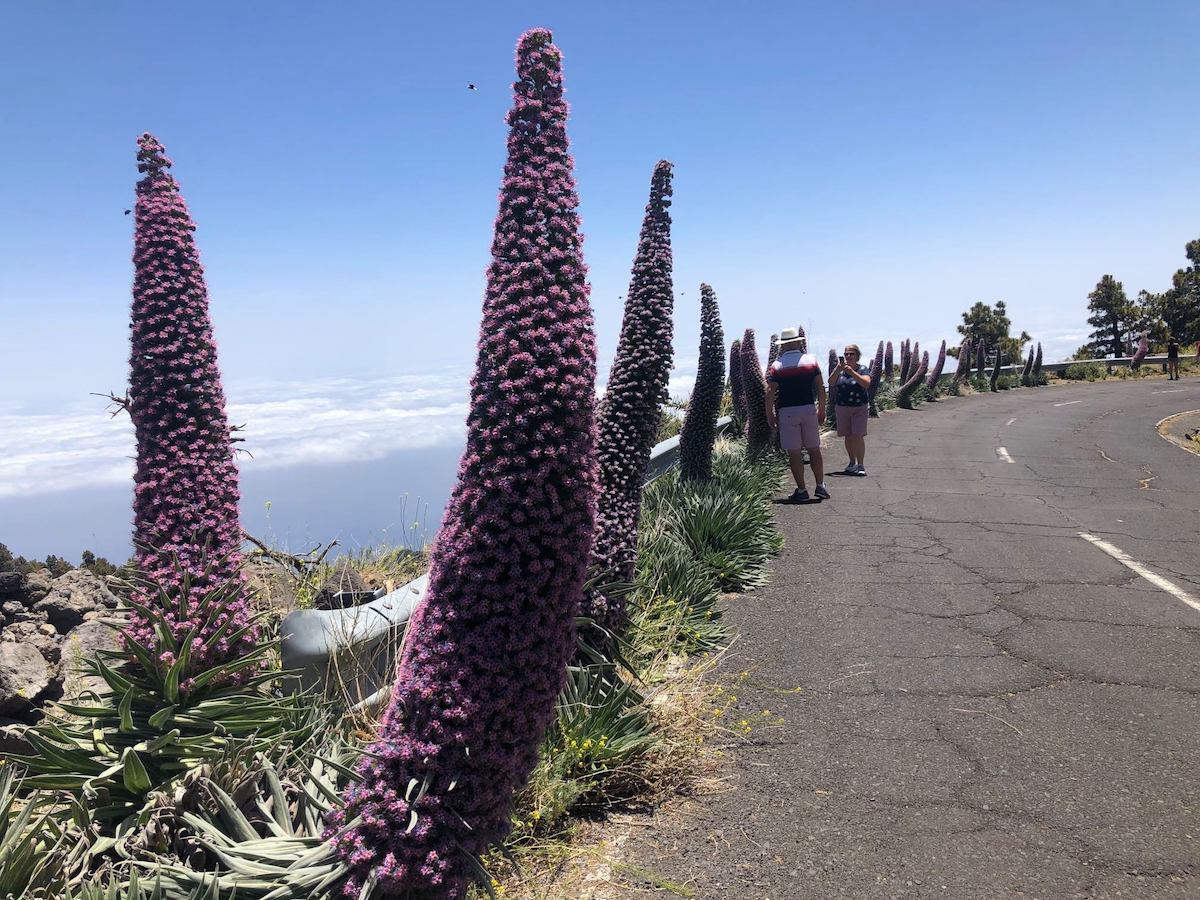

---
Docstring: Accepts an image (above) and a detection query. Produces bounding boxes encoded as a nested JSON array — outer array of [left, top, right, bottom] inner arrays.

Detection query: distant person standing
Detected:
[[766, 327, 829, 503], [1167, 336, 1181, 380], [831, 344, 870, 475]]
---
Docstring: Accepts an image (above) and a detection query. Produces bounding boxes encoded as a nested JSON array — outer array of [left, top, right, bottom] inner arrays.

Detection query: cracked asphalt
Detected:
[[618, 377, 1200, 899]]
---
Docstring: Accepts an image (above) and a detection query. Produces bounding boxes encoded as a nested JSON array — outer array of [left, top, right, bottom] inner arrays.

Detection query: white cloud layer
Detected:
[[0, 362, 712, 500], [0, 371, 471, 499]]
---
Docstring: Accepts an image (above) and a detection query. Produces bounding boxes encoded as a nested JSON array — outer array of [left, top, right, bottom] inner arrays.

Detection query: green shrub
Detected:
[[1063, 362, 1106, 381], [996, 374, 1019, 390], [873, 380, 898, 411]]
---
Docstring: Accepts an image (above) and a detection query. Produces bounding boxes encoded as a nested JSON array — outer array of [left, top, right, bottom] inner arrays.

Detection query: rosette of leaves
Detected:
[[586, 158, 675, 631], [127, 134, 257, 679], [990, 346, 1003, 392], [679, 284, 725, 482], [11, 558, 316, 835], [1131, 332, 1149, 370], [0, 768, 92, 898], [728, 339, 747, 433], [884, 340, 894, 381], [741, 329, 772, 460], [1021, 345, 1035, 385], [897, 351, 929, 409], [122, 727, 364, 899], [867, 340, 884, 416], [925, 339, 947, 393], [328, 29, 600, 899]]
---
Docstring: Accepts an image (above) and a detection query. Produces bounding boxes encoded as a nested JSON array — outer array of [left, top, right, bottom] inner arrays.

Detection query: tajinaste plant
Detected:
[[898, 339, 911, 383], [679, 283, 725, 482], [1131, 332, 1149, 370], [990, 346, 1003, 391], [1021, 345, 1035, 386], [975, 340, 987, 377], [584, 159, 675, 631], [926, 339, 947, 392], [330, 30, 599, 898], [956, 337, 973, 383], [767, 333, 780, 369], [127, 133, 257, 677], [729, 338, 747, 429], [897, 350, 929, 409], [868, 340, 884, 417], [884, 340, 894, 381], [826, 348, 839, 427], [742, 329, 772, 460], [1033, 342, 1043, 381]]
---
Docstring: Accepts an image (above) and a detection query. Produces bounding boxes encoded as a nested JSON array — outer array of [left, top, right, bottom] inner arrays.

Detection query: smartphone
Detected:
[[838, 355, 845, 365]]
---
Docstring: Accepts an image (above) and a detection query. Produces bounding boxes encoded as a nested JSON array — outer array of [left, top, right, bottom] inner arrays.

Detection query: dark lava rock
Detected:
[[0, 571, 23, 598]]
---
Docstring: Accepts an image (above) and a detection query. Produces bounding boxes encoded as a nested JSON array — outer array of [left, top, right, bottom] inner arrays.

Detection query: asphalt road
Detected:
[[619, 377, 1200, 899]]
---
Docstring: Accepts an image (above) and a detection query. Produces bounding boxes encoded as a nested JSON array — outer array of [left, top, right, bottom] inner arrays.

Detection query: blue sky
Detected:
[[1, 1, 1197, 555]]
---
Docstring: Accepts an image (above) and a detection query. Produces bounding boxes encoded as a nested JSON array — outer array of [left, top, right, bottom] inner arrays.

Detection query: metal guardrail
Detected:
[[279, 414, 735, 709], [963, 354, 1197, 377]]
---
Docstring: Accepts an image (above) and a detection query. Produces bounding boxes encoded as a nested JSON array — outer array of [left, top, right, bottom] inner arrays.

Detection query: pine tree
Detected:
[[1086, 274, 1135, 358]]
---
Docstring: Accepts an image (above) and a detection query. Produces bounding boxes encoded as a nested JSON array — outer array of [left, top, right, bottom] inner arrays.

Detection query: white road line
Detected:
[[1153, 389, 1184, 394], [996, 447, 1014, 463], [1078, 532, 1200, 614], [1005, 417, 1017, 427], [1054, 400, 1082, 407]]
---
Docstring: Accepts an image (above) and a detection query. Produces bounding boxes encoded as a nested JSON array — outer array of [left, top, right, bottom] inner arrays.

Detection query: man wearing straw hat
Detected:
[[767, 327, 830, 503]]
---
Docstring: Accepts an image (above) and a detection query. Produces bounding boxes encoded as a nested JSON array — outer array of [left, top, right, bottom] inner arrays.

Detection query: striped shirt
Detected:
[[768, 351, 823, 409]]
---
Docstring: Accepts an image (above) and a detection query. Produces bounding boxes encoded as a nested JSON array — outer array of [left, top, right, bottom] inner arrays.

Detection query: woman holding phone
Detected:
[[831, 344, 871, 475]]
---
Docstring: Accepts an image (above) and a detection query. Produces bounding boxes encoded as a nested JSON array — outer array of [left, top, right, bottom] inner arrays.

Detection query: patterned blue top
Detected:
[[835, 363, 870, 407]]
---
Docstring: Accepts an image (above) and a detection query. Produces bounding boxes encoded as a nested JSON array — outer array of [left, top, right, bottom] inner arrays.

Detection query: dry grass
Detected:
[[476, 648, 734, 899]]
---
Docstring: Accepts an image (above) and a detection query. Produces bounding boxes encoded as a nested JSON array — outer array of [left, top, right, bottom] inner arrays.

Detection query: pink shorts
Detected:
[[836, 404, 868, 437], [778, 404, 821, 450]]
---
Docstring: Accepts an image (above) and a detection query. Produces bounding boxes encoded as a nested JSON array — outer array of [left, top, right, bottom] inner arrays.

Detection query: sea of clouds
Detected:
[[0, 361, 707, 501], [0, 370, 471, 500]]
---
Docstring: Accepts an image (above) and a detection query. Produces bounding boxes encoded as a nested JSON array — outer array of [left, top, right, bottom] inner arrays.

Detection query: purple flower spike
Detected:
[[1021, 345, 1035, 385], [729, 338, 747, 428], [825, 348, 839, 426], [975, 340, 987, 377], [679, 284, 725, 482], [767, 333, 780, 370], [127, 133, 256, 676], [1033, 342, 1043, 380], [926, 339, 947, 391], [897, 350, 929, 409], [584, 160, 675, 631], [957, 337, 973, 382], [867, 340, 884, 416], [329, 29, 598, 898], [741, 329, 771, 460], [884, 340, 894, 381], [898, 339, 911, 383]]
